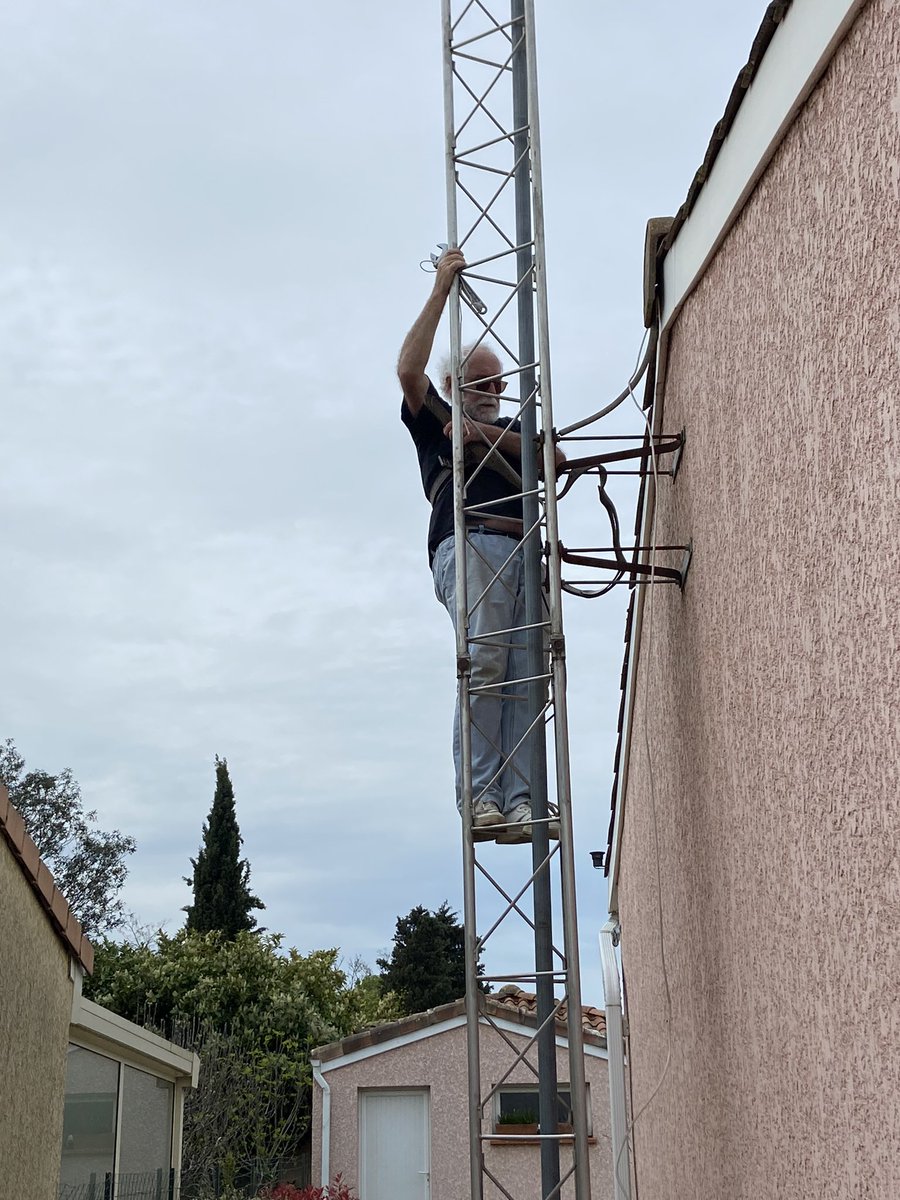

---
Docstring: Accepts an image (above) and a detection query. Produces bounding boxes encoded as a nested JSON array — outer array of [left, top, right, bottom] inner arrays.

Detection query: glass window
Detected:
[[59, 1045, 119, 1195], [118, 1065, 174, 1183], [496, 1085, 590, 1134]]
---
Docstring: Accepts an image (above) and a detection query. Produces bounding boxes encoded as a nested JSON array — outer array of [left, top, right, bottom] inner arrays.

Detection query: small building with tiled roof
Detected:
[[0, 785, 198, 1200], [309, 985, 611, 1200]]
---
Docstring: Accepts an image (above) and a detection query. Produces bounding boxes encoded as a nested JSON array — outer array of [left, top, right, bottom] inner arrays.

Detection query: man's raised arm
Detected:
[[397, 248, 465, 415]]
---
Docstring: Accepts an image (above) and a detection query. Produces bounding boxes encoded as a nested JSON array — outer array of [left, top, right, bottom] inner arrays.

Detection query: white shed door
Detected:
[[359, 1089, 430, 1200]]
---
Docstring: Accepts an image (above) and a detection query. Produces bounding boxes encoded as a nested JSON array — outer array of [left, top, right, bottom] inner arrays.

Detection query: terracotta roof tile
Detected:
[[312, 988, 605, 1062], [0, 784, 94, 975], [18, 831, 41, 879], [50, 884, 70, 926], [78, 932, 95, 975], [4, 801, 25, 852], [35, 859, 55, 902], [64, 907, 84, 946], [313, 1000, 466, 1062], [489, 986, 606, 1040]]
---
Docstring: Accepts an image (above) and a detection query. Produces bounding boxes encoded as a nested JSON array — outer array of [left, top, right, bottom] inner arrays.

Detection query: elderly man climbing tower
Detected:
[[397, 248, 563, 844]]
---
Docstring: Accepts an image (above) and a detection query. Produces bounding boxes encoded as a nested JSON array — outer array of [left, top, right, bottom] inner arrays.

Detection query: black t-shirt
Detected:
[[401, 380, 523, 564]]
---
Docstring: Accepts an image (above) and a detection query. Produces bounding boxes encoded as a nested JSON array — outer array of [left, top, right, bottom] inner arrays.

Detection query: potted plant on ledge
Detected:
[[495, 1108, 539, 1137]]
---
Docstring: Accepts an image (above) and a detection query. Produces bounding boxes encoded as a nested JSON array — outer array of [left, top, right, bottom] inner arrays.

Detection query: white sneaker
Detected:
[[496, 802, 532, 844], [473, 799, 504, 828], [495, 805, 561, 844]]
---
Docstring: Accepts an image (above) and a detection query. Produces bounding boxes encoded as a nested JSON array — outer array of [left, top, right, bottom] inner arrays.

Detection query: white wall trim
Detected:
[[316, 1015, 608, 1073], [661, 0, 870, 330]]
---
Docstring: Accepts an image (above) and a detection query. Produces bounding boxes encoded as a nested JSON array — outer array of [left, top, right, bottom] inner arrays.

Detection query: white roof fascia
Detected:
[[316, 1014, 607, 1073], [71, 996, 199, 1086], [661, 0, 869, 331]]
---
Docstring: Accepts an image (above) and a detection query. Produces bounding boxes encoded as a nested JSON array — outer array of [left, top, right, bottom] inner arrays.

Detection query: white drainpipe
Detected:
[[310, 1059, 331, 1186], [600, 919, 631, 1200]]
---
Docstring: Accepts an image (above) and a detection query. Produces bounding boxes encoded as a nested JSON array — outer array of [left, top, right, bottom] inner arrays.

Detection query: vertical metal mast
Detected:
[[510, 2, 559, 1194], [439, 4, 591, 1200]]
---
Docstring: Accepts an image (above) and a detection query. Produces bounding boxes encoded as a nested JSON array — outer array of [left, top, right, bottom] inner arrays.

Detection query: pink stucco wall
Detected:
[[311, 1022, 610, 1200], [618, 2, 900, 1198]]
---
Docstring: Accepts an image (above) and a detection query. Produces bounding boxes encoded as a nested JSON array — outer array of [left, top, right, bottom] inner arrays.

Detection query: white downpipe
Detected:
[[311, 1060, 331, 1186], [600, 921, 631, 1200]]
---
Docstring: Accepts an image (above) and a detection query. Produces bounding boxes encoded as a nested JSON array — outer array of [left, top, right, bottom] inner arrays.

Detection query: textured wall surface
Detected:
[[618, 2, 900, 1198], [311, 1024, 610, 1200], [0, 842, 74, 1197]]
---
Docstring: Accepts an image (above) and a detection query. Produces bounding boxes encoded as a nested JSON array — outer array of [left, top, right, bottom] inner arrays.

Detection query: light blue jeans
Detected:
[[432, 530, 531, 815]]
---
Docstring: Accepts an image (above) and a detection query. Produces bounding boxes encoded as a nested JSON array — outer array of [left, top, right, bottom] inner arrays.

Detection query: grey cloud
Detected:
[[1, 0, 766, 997]]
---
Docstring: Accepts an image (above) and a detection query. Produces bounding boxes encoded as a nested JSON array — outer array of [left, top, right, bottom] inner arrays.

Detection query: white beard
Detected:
[[463, 397, 501, 423]]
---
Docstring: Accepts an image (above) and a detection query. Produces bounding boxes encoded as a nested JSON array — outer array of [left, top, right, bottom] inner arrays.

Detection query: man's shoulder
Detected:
[[401, 378, 450, 427]]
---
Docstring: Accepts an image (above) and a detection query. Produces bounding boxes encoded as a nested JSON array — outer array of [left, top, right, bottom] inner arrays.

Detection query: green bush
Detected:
[[85, 931, 400, 1189]]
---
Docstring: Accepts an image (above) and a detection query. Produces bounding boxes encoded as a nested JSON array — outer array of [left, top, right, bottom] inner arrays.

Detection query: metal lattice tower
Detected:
[[439, 4, 591, 1200]]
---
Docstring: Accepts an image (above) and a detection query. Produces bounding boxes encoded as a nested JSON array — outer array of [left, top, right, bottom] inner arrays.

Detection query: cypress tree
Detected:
[[184, 756, 264, 938]]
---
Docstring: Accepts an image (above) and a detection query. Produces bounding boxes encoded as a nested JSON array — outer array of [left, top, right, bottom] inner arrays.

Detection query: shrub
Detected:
[[259, 1175, 357, 1200]]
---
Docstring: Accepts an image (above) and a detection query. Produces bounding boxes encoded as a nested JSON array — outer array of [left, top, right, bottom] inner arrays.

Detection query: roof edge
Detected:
[[0, 784, 94, 974], [657, 0, 869, 328], [312, 990, 607, 1064], [660, 1, 792, 263], [73, 996, 200, 1086]]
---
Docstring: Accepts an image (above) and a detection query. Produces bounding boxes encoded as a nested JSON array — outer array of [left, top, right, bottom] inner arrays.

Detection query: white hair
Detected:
[[437, 342, 502, 399]]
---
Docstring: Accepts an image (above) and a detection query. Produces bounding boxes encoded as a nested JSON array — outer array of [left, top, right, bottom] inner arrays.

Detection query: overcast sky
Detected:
[[1, 1, 765, 1004]]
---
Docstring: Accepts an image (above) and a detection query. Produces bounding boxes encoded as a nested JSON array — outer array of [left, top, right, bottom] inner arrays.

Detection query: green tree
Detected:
[[377, 902, 486, 1014], [85, 929, 400, 1188], [0, 738, 135, 937], [184, 757, 263, 938]]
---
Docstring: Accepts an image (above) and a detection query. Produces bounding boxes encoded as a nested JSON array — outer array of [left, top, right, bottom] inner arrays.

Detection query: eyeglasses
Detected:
[[463, 377, 507, 393]]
